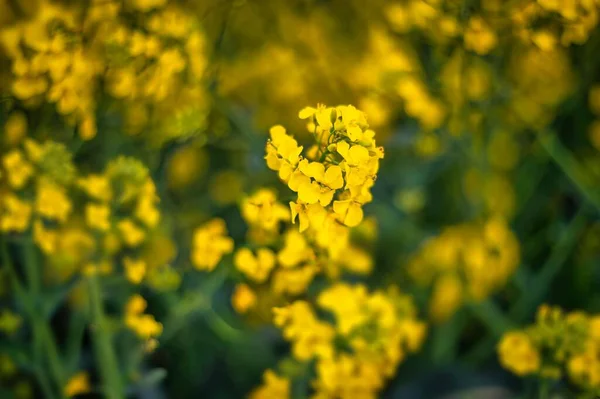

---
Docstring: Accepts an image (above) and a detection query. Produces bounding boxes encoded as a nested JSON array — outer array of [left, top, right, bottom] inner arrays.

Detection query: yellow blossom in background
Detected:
[[4, 112, 27, 146], [123, 257, 147, 284], [234, 248, 276, 283], [191, 218, 234, 271], [232, 283, 257, 314], [78, 175, 112, 202], [0, 194, 32, 232], [498, 332, 540, 376], [249, 370, 290, 399], [464, 16, 497, 55], [498, 305, 600, 393], [408, 217, 520, 323], [267, 282, 426, 398], [118, 219, 146, 247], [85, 203, 111, 232], [2, 150, 33, 189], [35, 179, 72, 222], [125, 294, 163, 340], [64, 372, 91, 398]]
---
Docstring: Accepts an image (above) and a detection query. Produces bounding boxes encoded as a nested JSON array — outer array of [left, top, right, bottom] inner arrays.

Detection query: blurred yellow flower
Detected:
[[64, 372, 91, 398]]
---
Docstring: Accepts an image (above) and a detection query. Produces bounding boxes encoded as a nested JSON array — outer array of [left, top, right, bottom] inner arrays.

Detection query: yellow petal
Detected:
[[344, 203, 363, 227], [336, 141, 350, 159], [298, 181, 320, 204], [318, 189, 334, 206], [298, 107, 317, 119], [348, 145, 369, 164], [299, 161, 325, 180], [323, 165, 344, 189]]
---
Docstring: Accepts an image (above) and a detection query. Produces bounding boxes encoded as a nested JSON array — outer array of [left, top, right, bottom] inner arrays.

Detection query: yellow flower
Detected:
[[232, 283, 257, 314], [532, 30, 557, 51], [33, 220, 58, 254], [273, 301, 335, 360], [4, 112, 27, 146], [2, 150, 33, 189], [118, 219, 146, 247], [241, 189, 289, 232], [265, 125, 303, 182], [234, 248, 276, 283], [289, 201, 327, 232], [249, 370, 290, 399], [135, 195, 160, 228], [464, 16, 497, 55], [82, 260, 113, 276], [335, 141, 370, 166], [429, 274, 463, 323], [36, 180, 72, 222], [1, 194, 32, 232], [332, 200, 363, 227], [79, 114, 97, 141], [78, 174, 112, 202], [127, 314, 163, 340], [498, 331, 540, 376], [271, 265, 318, 296], [85, 203, 111, 232], [64, 372, 91, 398], [277, 229, 314, 268], [124, 294, 162, 340], [123, 257, 147, 284], [191, 218, 234, 271]]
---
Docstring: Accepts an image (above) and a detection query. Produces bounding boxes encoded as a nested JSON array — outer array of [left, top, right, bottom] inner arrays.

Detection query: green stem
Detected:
[[204, 308, 245, 343], [431, 311, 467, 365], [510, 207, 588, 321], [34, 365, 56, 399], [21, 240, 65, 393], [468, 300, 514, 337], [1, 240, 64, 399], [538, 379, 550, 399], [539, 133, 600, 211], [87, 275, 124, 399]]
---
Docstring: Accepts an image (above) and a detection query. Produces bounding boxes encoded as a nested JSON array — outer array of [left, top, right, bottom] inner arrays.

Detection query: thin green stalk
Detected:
[[538, 379, 550, 399], [1, 240, 63, 399], [469, 300, 515, 336], [87, 275, 124, 399], [510, 207, 588, 321], [431, 311, 467, 365], [21, 240, 65, 392], [34, 364, 56, 399], [204, 308, 245, 343], [539, 133, 600, 211]]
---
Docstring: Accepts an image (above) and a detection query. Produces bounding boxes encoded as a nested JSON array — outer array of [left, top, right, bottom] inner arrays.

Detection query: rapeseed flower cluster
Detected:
[[250, 283, 425, 399], [0, 0, 208, 142], [268, 104, 384, 230], [498, 305, 600, 395], [0, 1, 597, 398], [1, 139, 75, 237], [231, 105, 381, 313], [408, 217, 520, 323]]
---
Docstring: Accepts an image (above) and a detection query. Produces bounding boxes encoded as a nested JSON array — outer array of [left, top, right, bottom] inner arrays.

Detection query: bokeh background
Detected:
[[1, 0, 600, 398]]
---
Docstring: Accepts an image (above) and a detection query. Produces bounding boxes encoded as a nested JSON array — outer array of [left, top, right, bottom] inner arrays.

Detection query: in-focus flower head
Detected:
[[267, 104, 384, 232]]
